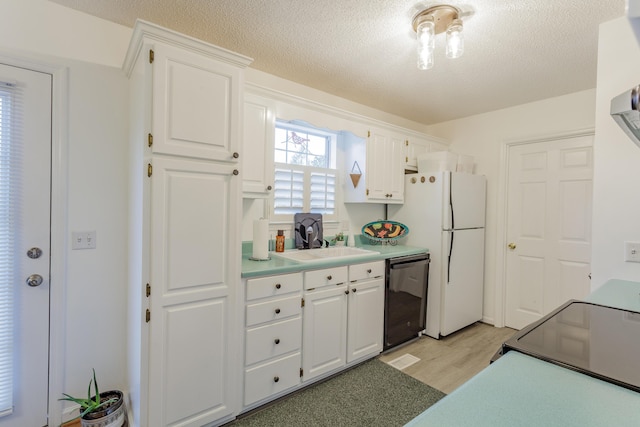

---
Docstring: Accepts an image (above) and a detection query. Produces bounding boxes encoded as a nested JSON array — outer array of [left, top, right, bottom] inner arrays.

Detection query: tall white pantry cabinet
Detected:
[[123, 21, 252, 427]]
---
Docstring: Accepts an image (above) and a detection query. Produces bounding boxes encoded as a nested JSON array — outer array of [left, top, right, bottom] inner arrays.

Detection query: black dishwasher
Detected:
[[384, 253, 430, 351]]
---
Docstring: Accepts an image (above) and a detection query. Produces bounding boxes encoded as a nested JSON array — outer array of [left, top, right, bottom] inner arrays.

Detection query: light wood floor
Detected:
[[379, 322, 516, 394]]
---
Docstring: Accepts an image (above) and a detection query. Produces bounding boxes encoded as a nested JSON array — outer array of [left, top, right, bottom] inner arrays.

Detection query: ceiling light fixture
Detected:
[[412, 5, 464, 70]]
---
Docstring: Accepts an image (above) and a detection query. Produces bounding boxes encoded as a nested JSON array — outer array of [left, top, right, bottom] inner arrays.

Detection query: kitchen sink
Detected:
[[271, 246, 380, 263]]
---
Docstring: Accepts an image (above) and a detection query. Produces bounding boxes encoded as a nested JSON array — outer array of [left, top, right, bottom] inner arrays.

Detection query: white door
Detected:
[[505, 136, 593, 330], [0, 64, 51, 427]]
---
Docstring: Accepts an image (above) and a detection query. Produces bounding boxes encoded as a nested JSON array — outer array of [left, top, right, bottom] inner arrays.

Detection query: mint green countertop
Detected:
[[241, 240, 428, 278], [405, 279, 640, 426]]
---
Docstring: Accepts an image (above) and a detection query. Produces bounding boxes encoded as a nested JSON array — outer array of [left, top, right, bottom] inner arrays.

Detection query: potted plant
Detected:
[[332, 232, 345, 246], [60, 369, 127, 427]]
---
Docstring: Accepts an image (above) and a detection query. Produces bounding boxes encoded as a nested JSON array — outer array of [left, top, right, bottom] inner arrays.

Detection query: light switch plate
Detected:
[[72, 231, 97, 250], [624, 241, 640, 262]]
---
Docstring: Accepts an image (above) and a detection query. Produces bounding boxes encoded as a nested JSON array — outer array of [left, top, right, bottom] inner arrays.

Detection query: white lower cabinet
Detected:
[[302, 261, 385, 382], [243, 272, 303, 408], [242, 260, 385, 410]]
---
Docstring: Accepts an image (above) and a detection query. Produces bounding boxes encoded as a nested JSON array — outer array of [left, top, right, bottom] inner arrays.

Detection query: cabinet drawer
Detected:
[[246, 295, 302, 327], [349, 260, 385, 282], [304, 266, 348, 290], [246, 272, 303, 301], [244, 352, 301, 407], [246, 317, 302, 366]]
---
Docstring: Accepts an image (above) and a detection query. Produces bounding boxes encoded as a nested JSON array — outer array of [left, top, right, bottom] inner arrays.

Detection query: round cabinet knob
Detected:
[[232, 152, 239, 158], [508, 243, 516, 250], [267, 185, 273, 191], [367, 269, 372, 274], [327, 275, 332, 281], [274, 338, 280, 345], [233, 169, 239, 176], [352, 288, 357, 293], [275, 308, 281, 314], [273, 376, 280, 383], [345, 290, 350, 295], [275, 283, 281, 289]]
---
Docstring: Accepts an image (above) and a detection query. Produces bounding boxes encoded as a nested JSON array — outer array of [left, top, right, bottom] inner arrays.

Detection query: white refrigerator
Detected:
[[388, 171, 486, 338]]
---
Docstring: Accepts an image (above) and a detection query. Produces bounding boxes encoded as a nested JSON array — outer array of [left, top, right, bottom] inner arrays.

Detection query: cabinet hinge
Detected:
[[147, 133, 153, 147], [149, 49, 154, 64], [145, 309, 151, 323], [147, 163, 152, 177], [406, 156, 409, 163], [146, 283, 151, 297], [301, 297, 305, 307], [405, 140, 409, 146], [366, 189, 369, 196], [367, 130, 371, 138], [300, 368, 303, 377]]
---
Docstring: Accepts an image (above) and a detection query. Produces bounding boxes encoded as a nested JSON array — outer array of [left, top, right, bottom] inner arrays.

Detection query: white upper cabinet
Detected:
[[343, 128, 405, 204], [242, 93, 276, 197], [403, 135, 449, 171]]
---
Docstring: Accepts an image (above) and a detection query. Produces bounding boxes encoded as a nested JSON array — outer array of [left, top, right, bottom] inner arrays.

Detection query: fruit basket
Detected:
[[361, 220, 409, 245]]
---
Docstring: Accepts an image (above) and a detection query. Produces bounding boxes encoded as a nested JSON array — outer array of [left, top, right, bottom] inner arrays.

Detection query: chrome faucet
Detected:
[[306, 226, 315, 249]]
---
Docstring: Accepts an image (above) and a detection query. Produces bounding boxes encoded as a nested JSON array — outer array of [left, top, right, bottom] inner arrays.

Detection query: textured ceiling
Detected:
[[49, 0, 625, 125]]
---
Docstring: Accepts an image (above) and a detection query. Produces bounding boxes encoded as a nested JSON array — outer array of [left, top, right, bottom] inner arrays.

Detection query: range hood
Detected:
[[610, 85, 640, 148]]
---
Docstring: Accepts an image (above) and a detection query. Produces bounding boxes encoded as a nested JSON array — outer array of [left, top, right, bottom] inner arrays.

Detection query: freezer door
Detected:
[[440, 228, 485, 336], [443, 172, 487, 230]]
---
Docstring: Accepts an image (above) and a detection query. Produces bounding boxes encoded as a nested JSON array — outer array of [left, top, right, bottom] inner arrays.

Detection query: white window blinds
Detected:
[[0, 80, 20, 417]]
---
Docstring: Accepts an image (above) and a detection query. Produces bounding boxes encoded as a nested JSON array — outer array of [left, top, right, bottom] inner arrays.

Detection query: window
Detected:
[[273, 121, 337, 221], [0, 82, 16, 416]]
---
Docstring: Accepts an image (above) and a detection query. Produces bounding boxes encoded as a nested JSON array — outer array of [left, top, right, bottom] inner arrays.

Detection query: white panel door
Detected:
[[441, 229, 485, 336], [148, 156, 240, 426], [302, 285, 348, 382], [0, 64, 51, 427], [152, 43, 242, 162], [505, 136, 593, 330]]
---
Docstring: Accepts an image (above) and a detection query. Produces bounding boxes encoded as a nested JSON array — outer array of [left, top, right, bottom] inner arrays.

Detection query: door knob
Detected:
[[26, 274, 43, 287], [508, 243, 516, 250]]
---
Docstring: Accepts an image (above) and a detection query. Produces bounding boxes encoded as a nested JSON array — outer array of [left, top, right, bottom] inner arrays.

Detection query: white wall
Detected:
[[424, 90, 597, 325], [0, 1, 132, 424], [591, 17, 640, 286]]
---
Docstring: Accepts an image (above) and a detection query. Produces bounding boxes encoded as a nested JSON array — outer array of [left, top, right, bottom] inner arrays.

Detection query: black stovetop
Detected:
[[498, 300, 640, 393]]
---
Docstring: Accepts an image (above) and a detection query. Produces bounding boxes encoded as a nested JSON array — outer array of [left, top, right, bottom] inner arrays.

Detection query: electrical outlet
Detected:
[[624, 241, 640, 262], [72, 231, 97, 250]]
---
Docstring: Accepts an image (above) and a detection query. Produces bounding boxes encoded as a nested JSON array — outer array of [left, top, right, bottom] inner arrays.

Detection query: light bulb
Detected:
[[416, 17, 435, 70], [446, 18, 464, 59]]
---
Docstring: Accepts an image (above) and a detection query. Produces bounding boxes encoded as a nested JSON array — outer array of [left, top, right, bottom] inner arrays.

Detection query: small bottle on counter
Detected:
[[275, 230, 285, 252]]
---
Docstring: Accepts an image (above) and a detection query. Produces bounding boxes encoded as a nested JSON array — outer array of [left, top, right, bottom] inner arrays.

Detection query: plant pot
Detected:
[[335, 240, 345, 246], [80, 390, 127, 427]]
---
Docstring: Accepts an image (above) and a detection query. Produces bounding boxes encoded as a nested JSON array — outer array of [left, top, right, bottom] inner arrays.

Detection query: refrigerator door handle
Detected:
[[449, 174, 455, 230], [447, 231, 454, 283]]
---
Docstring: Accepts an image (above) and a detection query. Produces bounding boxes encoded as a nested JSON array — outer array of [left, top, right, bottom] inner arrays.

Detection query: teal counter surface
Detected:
[[405, 279, 640, 427], [241, 242, 428, 278]]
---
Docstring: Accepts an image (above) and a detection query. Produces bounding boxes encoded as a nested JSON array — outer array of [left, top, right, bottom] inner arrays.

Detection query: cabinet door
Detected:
[[366, 130, 404, 203], [302, 285, 348, 381], [404, 137, 430, 170], [148, 156, 241, 426], [387, 135, 405, 203], [151, 42, 242, 162], [347, 278, 385, 363], [242, 95, 275, 197], [365, 131, 389, 201]]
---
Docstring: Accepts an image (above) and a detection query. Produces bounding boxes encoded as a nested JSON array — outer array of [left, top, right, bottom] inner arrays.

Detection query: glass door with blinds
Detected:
[[0, 63, 52, 427]]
